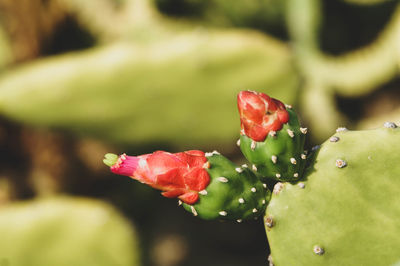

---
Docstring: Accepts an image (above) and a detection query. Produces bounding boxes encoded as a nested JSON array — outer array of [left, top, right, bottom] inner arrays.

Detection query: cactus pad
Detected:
[[265, 125, 400, 265], [240, 109, 307, 181], [183, 152, 270, 221]]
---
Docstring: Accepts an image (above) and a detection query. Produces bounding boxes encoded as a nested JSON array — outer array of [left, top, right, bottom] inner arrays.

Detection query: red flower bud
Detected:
[[107, 150, 210, 205], [237, 91, 289, 141]]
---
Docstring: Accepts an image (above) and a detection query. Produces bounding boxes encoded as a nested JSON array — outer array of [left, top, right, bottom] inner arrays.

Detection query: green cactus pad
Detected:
[[183, 152, 270, 221], [265, 125, 400, 266], [240, 109, 307, 182]]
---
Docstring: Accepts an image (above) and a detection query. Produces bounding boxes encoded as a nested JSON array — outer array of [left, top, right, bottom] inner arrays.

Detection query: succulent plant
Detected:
[[104, 150, 269, 221], [105, 90, 400, 265], [0, 196, 140, 266], [237, 90, 307, 182]]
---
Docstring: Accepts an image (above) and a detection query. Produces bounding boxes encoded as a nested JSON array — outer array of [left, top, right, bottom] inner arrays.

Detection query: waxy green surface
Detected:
[[183, 153, 270, 221], [240, 109, 306, 182], [266, 126, 400, 265]]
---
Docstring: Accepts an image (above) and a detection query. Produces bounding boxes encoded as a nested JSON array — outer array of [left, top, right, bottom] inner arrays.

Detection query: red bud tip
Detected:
[[237, 91, 289, 142], [110, 150, 210, 205]]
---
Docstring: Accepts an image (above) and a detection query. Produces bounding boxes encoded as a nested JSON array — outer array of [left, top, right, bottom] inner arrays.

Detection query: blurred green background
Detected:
[[0, 0, 399, 265]]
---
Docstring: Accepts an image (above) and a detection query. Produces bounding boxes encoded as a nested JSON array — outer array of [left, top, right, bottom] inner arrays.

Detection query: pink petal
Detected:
[[110, 154, 140, 177]]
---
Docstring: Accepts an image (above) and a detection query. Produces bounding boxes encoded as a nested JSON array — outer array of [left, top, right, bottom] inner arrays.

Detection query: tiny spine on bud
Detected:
[[251, 141, 256, 150], [206, 150, 220, 157], [191, 206, 198, 216], [219, 211, 227, 216], [217, 177, 229, 183], [290, 158, 297, 165], [271, 155, 277, 164], [199, 190, 208, 195], [287, 129, 294, 138]]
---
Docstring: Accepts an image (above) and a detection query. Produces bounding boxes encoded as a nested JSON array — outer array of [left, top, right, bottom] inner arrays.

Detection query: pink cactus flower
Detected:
[[105, 150, 210, 205], [237, 90, 290, 142]]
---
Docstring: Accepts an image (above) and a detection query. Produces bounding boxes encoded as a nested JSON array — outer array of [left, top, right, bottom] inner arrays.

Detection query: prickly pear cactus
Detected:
[[265, 124, 400, 266], [237, 91, 307, 182], [104, 90, 400, 266], [182, 152, 269, 221], [104, 150, 270, 222]]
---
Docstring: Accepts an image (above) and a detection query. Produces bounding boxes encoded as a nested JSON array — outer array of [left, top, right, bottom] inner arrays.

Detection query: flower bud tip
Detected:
[[103, 153, 119, 167]]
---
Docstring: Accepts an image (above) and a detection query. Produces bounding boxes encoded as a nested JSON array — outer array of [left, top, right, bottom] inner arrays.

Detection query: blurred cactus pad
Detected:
[[0, 197, 140, 266], [1, 0, 398, 148], [0, 0, 297, 149], [0, 32, 295, 147]]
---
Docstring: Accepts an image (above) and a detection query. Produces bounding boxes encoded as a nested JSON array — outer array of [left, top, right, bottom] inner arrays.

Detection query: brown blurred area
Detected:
[[0, 0, 66, 62], [0, 0, 107, 203]]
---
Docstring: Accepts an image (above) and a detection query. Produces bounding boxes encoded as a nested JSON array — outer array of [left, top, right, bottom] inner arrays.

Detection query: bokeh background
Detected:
[[0, 0, 399, 265]]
